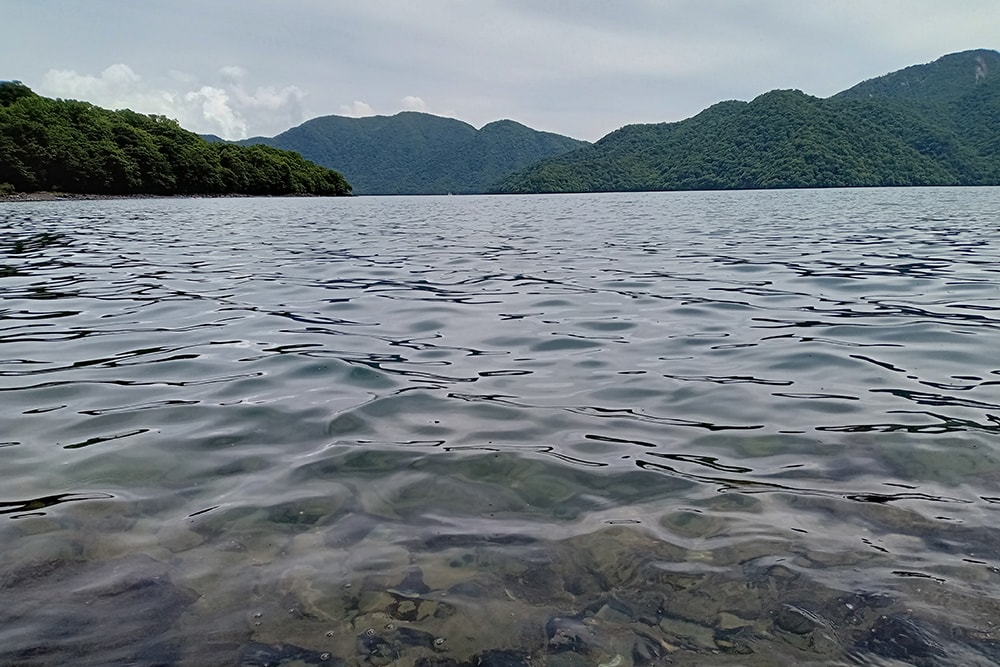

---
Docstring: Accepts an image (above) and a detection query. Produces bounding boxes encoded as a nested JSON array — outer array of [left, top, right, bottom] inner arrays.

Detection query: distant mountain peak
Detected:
[[240, 112, 589, 195], [492, 49, 1000, 194], [835, 48, 1000, 102]]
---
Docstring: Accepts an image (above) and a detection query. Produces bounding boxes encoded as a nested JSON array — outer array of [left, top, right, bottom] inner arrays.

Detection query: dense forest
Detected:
[[491, 49, 1000, 194], [231, 112, 588, 195], [0, 82, 351, 196], [5, 49, 997, 198]]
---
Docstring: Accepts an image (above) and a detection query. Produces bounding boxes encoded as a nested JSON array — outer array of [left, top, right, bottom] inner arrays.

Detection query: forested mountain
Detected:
[[0, 83, 351, 196], [238, 112, 589, 195], [6, 49, 995, 198], [492, 49, 1000, 193]]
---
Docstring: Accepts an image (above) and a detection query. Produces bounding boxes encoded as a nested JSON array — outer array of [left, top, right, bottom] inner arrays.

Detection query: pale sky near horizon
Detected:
[[5, 1, 999, 142]]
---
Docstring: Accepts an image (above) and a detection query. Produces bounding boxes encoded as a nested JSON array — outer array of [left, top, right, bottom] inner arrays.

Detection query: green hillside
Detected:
[[492, 49, 1000, 194], [834, 49, 1000, 160], [0, 82, 351, 196], [240, 112, 589, 195]]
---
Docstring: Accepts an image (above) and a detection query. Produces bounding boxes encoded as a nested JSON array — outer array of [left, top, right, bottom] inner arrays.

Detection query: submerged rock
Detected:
[[211, 520, 996, 665], [630, 631, 673, 665], [855, 614, 945, 664], [470, 649, 533, 666], [773, 604, 818, 635], [835, 590, 894, 626], [356, 629, 399, 665], [414, 659, 463, 667], [392, 566, 432, 596], [400, 627, 444, 651], [412, 650, 533, 667], [546, 614, 596, 654], [0, 554, 196, 665], [238, 641, 341, 666]]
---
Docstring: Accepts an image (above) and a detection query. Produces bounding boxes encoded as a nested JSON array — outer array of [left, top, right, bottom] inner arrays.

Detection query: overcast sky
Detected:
[[5, 1, 998, 141]]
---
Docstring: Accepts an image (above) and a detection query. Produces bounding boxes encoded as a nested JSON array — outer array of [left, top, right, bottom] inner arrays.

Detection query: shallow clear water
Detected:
[[2, 188, 1000, 665]]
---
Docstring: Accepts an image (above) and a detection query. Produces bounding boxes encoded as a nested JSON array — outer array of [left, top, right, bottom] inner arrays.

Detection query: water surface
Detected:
[[2, 188, 1000, 665]]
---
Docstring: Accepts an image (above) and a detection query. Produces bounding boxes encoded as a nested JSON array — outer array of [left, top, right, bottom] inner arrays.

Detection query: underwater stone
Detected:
[[545, 614, 595, 654], [472, 649, 533, 667], [836, 590, 894, 626], [593, 602, 632, 625], [0, 554, 196, 665], [383, 591, 455, 622], [356, 630, 398, 665], [395, 626, 439, 650], [856, 614, 945, 663], [387, 597, 421, 622], [238, 641, 342, 666], [658, 616, 717, 649], [393, 566, 432, 596], [631, 631, 673, 665], [447, 579, 491, 598], [716, 612, 753, 631], [414, 659, 461, 667], [774, 605, 817, 635], [599, 589, 666, 627]]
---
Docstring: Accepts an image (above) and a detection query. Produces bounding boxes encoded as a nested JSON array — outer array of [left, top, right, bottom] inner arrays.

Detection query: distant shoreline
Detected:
[[0, 191, 343, 203]]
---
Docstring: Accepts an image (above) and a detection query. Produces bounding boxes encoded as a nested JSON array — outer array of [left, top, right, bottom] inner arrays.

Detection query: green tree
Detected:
[[0, 83, 351, 196]]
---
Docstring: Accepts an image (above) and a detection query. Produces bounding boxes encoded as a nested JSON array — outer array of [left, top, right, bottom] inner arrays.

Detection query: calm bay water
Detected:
[[2, 188, 1000, 665]]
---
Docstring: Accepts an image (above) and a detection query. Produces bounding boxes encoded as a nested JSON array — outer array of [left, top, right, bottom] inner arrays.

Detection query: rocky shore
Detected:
[[1, 192, 349, 203], [0, 191, 267, 203]]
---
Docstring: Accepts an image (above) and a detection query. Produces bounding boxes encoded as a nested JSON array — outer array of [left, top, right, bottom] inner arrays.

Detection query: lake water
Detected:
[[2, 188, 1000, 666]]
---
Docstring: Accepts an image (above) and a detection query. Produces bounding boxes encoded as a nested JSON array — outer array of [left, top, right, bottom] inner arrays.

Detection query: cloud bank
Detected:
[[38, 64, 444, 136], [39, 64, 306, 140], [337, 95, 452, 120], [13, 1, 999, 142]]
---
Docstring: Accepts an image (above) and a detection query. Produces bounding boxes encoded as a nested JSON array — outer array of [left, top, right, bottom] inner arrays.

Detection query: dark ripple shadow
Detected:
[[0, 492, 114, 518]]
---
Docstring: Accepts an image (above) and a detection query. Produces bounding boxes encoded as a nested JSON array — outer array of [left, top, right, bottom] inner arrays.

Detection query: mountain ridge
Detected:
[[237, 111, 589, 195], [492, 49, 1000, 193], [835, 48, 999, 103]]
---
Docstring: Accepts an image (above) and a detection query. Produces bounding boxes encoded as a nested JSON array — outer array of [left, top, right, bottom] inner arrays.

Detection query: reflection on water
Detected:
[[2, 188, 1000, 665]]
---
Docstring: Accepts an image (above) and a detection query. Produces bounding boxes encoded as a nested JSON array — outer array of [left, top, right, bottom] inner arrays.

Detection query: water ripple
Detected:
[[4, 191, 1000, 663]]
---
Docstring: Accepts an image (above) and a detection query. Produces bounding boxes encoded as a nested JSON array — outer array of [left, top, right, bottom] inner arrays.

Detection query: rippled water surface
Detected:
[[3, 189, 1000, 665]]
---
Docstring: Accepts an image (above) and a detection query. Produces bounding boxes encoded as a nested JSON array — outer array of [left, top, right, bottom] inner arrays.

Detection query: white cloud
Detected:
[[11, 0, 1000, 143], [401, 95, 428, 112], [101, 63, 141, 87], [340, 100, 375, 116], [232, 84, 304, 112], [185, 86, 247, 139], [229, 84, 306, 135], [42, 64, 142, 100], [37, 64, 308, 140]]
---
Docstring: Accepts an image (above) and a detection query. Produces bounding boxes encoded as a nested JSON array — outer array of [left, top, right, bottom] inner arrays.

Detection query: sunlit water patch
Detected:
[[2, 189, 1000, 665]]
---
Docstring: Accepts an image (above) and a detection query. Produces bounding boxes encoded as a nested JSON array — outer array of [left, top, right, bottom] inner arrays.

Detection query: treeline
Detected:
[[492, 49, 1000, 194], [239, 112, 589, 195], [0, 82, 351, 196]]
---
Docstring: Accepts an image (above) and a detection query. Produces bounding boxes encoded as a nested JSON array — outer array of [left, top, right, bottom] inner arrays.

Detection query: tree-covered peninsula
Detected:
[[491, 49, 1000, 194], [230, 112, 589, 195], [0, 82, 351, 197]]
